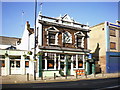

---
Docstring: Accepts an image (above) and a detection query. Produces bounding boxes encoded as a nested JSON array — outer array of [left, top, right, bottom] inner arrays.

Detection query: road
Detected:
[[2, 77, 120, 89]]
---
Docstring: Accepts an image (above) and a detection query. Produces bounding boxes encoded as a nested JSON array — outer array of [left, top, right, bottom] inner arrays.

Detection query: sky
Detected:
[[1, 1, 119, 38]]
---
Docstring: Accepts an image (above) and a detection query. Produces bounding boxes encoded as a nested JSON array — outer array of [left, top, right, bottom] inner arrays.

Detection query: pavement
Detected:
[[1, 73, 120, 84]]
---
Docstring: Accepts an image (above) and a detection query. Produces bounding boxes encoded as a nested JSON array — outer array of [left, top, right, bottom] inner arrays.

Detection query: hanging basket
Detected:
[[5, 53, 8, 57], [27, 51, 32, 55], [23, 54, 27, 58], [37, 52, 43, 56]]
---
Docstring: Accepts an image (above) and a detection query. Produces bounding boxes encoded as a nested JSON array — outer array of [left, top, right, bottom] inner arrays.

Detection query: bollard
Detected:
[[27, 73, 29, 81], [41, 73, 43, 80], [76, 72, 78, 79], [94, 73, 96, 77], [65, 75, 67, 79], [102, 71, 104, 77], [85, 72, 87, 78], [54, 73, 56, 80], [34, 70, 36, 80]]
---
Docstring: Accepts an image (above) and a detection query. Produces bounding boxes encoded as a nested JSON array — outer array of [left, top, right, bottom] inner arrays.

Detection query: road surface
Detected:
[[2, 77, 120, 89]]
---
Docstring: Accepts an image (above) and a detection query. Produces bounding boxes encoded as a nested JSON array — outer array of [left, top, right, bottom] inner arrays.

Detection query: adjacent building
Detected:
[[89, 21, 120, 73], [0, 36, 31, 76]]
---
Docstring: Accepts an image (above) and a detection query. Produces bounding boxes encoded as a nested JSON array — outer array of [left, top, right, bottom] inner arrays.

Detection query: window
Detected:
[[110, 42, 116, 49], [78, 61, 83, 68], [47, 60, 54, 69], [49, 32, 56, 44], [75, 32, 85, 48], [47, 26, 59, 45], [77, 36, 82, 48], [60, 54, 65, 60], [42, 60, 45, 69], [16, 61, 20, 68], [110, 29, 116, 37], [60, 62, 64, 70], [1, 60, 5, 67], [63, 31, 72, 43], [47, 53, 54, 69], [78, 55, 83, 68], [10, 61, 14, 67], [73, 55, 76, 68], [25, 61, 29, 68]]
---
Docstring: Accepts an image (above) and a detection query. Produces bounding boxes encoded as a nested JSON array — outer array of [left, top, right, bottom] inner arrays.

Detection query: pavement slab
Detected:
[[1, 73, 120, 84]]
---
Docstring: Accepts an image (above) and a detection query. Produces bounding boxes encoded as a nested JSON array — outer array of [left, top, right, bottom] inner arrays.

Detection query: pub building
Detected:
[[32, 13, 91, 77]]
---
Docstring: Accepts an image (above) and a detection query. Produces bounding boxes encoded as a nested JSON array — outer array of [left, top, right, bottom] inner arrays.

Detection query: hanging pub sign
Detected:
[[88, 53, 92, 59]]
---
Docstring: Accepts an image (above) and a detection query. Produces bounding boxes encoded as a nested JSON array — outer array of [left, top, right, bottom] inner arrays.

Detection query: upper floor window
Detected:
[[110, 42, 116, 49], [46, 26, 59, 45], [63, 31, 72, 43], [110, 29, 116, 37], [77, 36, 82, 48], [75, 32, 85, 48], [49, 32, 56, 44]]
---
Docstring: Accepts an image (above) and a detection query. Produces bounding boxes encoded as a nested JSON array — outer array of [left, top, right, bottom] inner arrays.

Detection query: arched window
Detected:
[[63, 31, 72, 43], [75, 32, 85, 48], [46, 26, 59, 45]]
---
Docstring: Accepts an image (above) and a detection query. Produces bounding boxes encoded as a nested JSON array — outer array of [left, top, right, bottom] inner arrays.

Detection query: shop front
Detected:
[[38, 51, 86, 77]]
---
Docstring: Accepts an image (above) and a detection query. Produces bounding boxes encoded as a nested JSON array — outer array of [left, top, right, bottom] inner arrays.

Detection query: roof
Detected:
[[90, 22, 104, 28], [0, 36, 21, 45], [39, 20, 90, 32]]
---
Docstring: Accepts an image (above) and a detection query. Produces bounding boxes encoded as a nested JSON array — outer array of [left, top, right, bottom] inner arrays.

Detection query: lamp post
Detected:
[[33, 0, 37, 80]]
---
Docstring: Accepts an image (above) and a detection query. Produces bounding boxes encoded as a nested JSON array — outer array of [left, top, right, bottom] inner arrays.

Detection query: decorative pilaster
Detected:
[[71, 55, 74, 75], [76, 55, 78, 69], [58, 55, 60, 70], [45, 53, 47, 70], [5, 53, 10, 75], [54, 54, 56, 70], [21, 55, 25, 75]]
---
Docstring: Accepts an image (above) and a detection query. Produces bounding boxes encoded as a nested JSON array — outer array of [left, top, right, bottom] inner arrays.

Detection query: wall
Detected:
[[89, 23, 106, 72], [42, 25, 88, 49], [109, 25, 120, 52]]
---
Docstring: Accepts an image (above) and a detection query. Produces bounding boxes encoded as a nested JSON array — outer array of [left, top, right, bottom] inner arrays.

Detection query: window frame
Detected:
[[74, 32, 85, 49], [110, 42, 116, 50], [63, 31, 72, 44], [110, 29, 116, 37], [46, 26, 59, 46], [25, 61, 29, 68], [1, 60, 5, 67]]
